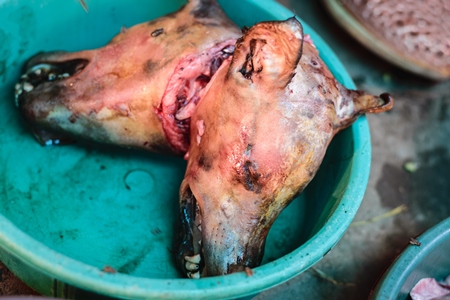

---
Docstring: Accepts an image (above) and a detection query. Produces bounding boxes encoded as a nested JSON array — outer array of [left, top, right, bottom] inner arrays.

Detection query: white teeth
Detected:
[[43, 139, 59, 146], [14, 83, 23, 107], [185, 262, 199, 271], [187, 271, 200, 279], [185, 254, 201, 264], [14, 91, 22, 105], [29, 63, 52, 74], [14, 63, 74, 108], [14, 93, 22, 107], [23, 82, 34, 92]]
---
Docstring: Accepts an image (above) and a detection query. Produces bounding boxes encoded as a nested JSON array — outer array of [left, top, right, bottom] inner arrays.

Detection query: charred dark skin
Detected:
[[175, 17, 393, 278]]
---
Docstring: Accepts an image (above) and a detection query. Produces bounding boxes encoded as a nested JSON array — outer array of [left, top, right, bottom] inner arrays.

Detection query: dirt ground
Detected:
[[0, 261, 39, 296]]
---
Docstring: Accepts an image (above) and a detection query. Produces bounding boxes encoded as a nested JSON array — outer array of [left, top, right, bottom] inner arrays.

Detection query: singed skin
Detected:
[[16, 2, 393, 279], [176, 18, 393, 277], [17, 0, 240, 154]]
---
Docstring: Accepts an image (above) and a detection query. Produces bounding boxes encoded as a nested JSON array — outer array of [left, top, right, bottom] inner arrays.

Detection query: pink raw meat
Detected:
[[411, 275, 450, 300]]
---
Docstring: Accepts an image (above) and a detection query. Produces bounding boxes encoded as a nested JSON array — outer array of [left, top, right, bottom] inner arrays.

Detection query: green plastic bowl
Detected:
[[371, 217, 450, 300], [0, 0, 370, 299]]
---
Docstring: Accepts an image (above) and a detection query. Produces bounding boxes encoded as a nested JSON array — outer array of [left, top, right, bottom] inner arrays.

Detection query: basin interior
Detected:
[[0, 0, 360, 281]]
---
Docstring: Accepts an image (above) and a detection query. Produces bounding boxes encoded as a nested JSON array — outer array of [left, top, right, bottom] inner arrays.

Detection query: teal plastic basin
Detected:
[[0, 0, 371, 299], [371, 217, 450, 300]]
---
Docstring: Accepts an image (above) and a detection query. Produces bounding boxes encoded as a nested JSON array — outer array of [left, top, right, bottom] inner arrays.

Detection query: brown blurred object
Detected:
[[322, 0, 450, 80], [0, 261, 39, 296]]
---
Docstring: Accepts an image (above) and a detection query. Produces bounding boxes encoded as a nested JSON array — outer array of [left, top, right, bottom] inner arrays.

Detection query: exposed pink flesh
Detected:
[[411, 277, 450, 300], [16, 0, 241, 155], [157, 40, 235, 153]]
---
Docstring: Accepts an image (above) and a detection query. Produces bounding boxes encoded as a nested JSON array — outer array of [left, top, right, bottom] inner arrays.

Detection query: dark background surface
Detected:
[[2, 0, 450, 299]]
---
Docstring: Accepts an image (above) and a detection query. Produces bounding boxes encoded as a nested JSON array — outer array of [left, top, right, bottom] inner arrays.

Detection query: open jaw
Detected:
[[175, 186, 269, 279], [157, 41, 235, 154], [176, 188, 204, 279], [15, 57, 88, 106], [15, 57, 89, 145], [15, 40, 235, 154]]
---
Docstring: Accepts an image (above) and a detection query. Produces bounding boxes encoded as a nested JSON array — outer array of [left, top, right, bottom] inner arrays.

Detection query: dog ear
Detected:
[[229, 17, 304, 88]]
